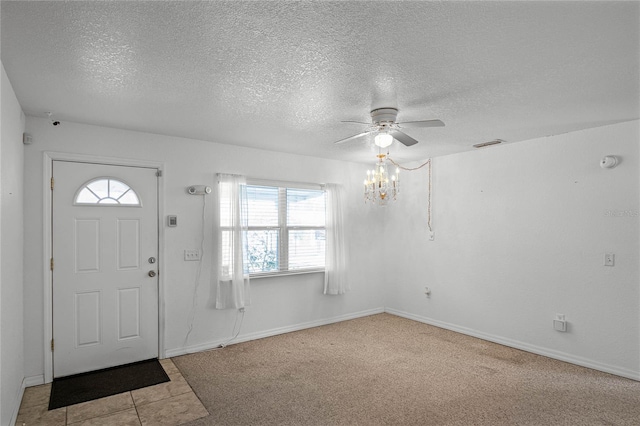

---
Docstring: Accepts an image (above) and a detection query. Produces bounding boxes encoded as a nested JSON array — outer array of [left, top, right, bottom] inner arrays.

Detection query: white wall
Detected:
[[19, 111, 640, 389], [1, 63, 26, 425], [22, 117, 385, 381], [385, 120, 640, 379]]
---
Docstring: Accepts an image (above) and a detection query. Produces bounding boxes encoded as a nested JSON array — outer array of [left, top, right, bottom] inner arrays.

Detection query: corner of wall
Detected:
[[1, 60, 27, 426], [384, 121, 640, 379]]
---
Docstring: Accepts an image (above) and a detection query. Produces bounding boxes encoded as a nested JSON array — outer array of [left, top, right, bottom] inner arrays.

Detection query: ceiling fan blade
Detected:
[[341, 120, 372, 125], [390, 130, 419, 147], [334, 130, 373, 144], [396, 119, 445, 128]]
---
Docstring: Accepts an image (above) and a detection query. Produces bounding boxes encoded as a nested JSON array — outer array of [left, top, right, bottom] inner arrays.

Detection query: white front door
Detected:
[[52, 161, 159, 378]]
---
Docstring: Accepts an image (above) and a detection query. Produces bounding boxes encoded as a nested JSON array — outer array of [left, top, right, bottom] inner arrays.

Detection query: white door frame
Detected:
[[43, 151, 165, 384]]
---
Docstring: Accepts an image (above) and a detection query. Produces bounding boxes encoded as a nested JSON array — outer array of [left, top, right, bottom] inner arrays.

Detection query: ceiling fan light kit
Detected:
[[374, 133, 393, 148]]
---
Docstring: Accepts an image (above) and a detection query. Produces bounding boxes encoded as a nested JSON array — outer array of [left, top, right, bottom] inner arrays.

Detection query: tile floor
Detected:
[[16, 359, 209, 426]]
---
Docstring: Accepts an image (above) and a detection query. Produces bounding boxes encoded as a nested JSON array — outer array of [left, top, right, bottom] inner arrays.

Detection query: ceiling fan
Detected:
[[334, 107, 444, 147]]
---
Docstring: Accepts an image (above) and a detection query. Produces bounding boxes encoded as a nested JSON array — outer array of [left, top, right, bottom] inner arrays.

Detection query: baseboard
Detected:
[[9, 376, 36, 426], [24, 374, 45, 387], [385, 308, 640, 381], [166, 307, 385, 358]]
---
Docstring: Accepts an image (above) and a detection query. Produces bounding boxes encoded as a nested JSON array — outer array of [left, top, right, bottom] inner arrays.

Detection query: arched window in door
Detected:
[[74, 177, 141, 206]]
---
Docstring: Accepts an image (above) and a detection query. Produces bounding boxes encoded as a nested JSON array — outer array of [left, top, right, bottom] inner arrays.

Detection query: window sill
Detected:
[[250, 269, 325, 280]]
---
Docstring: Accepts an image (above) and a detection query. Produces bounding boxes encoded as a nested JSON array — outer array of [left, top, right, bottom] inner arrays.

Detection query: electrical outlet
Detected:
[[604, 253, 615, 266], [428, 231, 435, 241], [553, 314, 567, 332], [184, 249, 201, 261]]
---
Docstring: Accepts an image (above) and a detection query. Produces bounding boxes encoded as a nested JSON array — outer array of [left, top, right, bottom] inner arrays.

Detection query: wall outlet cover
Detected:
[[604, 253, 615, 266], [553, 319, 567, 332]]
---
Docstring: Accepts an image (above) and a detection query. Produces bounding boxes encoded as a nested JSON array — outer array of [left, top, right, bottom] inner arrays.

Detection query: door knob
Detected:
[[148, 270, 156, 277]]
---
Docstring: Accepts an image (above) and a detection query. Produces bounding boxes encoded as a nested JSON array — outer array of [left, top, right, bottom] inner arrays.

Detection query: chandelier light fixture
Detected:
[[362, 152, 435, 240], [364, 153, 399, 205]]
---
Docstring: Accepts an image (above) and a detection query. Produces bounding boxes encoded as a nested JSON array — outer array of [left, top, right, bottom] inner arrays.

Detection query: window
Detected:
[[74, 177, 141, 206], [242, 183, 326, 276]]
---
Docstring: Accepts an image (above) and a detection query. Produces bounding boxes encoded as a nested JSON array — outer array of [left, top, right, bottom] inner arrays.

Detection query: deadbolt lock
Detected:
[[148, 257, 156, 264]]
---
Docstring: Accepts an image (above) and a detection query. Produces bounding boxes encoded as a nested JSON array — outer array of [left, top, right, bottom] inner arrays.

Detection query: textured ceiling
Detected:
[[2, 1, 638, 163]]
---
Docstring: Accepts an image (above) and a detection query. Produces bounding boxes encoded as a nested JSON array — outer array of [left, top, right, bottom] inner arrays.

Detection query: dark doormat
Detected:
[[49, 358, 170, 410]]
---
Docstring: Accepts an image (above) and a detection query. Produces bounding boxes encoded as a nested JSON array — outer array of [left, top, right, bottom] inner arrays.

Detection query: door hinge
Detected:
[[50, 177, 54, 190], [156, 170, 162, 177], [50, 258, 54, 271], [51, 339, 54, 351]]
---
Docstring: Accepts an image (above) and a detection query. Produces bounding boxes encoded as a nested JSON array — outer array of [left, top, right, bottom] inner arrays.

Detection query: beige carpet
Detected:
[[173, 313, 640, 425]]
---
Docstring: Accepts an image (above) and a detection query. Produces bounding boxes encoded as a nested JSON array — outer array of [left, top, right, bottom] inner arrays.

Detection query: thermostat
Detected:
[[167, 215, 178, 227]]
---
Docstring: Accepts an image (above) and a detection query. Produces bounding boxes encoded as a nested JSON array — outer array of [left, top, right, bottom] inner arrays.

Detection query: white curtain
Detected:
[[324, 183, 349, 295], [215, 174, 251, 309]]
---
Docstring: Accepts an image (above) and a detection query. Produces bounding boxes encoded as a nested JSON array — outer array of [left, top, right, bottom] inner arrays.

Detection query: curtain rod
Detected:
[[217, 173, 325, 190]]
